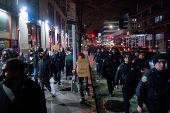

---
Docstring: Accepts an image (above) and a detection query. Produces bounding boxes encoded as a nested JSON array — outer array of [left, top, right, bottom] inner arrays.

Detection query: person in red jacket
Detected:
[[72, 52, 90, 103]]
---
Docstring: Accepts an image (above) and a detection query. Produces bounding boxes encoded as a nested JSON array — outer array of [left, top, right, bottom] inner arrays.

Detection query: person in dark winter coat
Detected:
[[115, 53, 138, 113], [132, 52, 150, 83], [0, 58, 47, 113], [26, 52, 34, 77], [100, 52, 120, 97], [18, 52, 26, 62], [136, 54, 170, 113], [37, 52, 54, 97], [52, 51, 62, 85], [95, 48, 107, 75], [60, 48, 66, 72], [33, 46, 42, 82], [93, 48, 100, 74]]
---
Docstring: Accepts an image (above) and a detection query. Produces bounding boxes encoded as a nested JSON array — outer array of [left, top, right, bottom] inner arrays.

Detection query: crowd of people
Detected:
[[92, 46, 170, 113], [0, 46, 67, 113], [0, 45, 169, 113]]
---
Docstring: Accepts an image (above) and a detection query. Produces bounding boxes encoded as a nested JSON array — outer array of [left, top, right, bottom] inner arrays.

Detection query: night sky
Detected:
[[83, 0, 138, 34]]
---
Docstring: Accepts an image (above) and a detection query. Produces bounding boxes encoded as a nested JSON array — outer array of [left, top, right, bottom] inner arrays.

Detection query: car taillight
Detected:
[[149, 50, 152, 52]]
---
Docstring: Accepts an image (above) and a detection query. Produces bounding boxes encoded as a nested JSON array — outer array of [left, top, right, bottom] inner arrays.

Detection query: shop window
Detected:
[[11, 18, 17, 39], [132, 19, 134, 21], [0, 10, 10, 39]]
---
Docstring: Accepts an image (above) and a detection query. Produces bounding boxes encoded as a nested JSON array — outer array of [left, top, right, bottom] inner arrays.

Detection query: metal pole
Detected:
[[72, 25, 76, 68]]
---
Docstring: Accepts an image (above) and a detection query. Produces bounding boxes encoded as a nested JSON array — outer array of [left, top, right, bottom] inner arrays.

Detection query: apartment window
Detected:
[[132, 19, 134, 21], [160, 15, 162, 21], [155, 14, 165, 24], [155, 16, 159, 23]]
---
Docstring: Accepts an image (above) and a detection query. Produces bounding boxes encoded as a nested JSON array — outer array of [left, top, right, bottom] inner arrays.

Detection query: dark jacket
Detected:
[[26, 57, 34, 74], [100, 56, 120, 77], [133, 58, 150, 81], [37, 59, 52, 78], [115, 62, 138, 86], [96, 52, 107, 64], [0, 77, 47, 113], [52, 54, 62, 71], [136, 68, 170, 108], [18, 56, 26, 62], [33, 53, 39, 68]]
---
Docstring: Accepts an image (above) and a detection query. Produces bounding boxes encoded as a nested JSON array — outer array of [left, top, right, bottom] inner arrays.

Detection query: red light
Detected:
[[149, 50, 152, 52], [123, 46, 126, 47], [142, 47, 146, 48], [91, 34, 94, 38], [128, 48, 130, 51], [109, 36, 112, 39]]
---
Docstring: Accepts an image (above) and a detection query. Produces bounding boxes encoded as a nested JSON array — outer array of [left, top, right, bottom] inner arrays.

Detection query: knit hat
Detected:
[[123, 53, 131, 59], [139, 51, 146, 55], [152, 54, 165, 65], [78, 52, 85, 58]]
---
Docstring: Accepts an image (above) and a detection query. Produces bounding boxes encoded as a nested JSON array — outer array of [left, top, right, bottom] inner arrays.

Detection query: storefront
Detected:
[[155, 33, 164, 52], [0, 1, 19, 56]]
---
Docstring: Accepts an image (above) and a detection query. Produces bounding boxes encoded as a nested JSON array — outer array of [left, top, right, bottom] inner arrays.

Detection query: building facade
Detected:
[[0, 0, 19, 56], [17, 0, 68, 54], [137, 0, 170, 52]]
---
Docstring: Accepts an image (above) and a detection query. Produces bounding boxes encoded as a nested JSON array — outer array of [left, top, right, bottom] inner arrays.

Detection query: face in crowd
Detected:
[[124, 55, 131, 64], [2, 51, 9, 62], [155, 61, 165, 71], [139, 54, 145, 59], [101, 49, 104, 52]]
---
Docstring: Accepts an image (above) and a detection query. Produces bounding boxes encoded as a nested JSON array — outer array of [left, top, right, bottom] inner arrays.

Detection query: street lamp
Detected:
[[109, 25, 113, 29]]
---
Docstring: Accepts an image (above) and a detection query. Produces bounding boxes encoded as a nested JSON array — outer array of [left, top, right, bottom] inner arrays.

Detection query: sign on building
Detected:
[[67, 0, 76, 24]]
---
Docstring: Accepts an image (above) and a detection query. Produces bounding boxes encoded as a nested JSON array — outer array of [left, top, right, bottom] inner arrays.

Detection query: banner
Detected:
[[67, 0, 76, 24], [77, 58, 90, 77]]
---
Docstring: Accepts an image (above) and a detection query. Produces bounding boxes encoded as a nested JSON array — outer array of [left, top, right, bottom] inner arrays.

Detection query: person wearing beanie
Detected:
[[132, 52, 150, 83], [100, 52, 120, 97], [115, 53, 138, 113], [136, 54, 170, 113], [72, 52, 90, 103]]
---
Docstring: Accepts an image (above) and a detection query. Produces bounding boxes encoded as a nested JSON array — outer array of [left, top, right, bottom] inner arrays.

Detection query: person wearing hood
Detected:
[[132, 52, 150, 83], [100, 52, 120, 97], [0, 50, 10, 81]]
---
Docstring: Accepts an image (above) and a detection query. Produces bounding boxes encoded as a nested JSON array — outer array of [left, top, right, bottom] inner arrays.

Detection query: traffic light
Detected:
[[91, 34, 94, 38]]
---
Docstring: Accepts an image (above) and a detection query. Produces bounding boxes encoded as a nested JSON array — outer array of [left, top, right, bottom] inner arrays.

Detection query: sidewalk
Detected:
[[91, 62, 149, 113], [45, 68, 97, 113]]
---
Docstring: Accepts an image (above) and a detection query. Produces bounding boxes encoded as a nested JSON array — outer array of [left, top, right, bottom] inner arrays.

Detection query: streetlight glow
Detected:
[[23, 7, 27, 10], [109, 25, 113, 29]]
